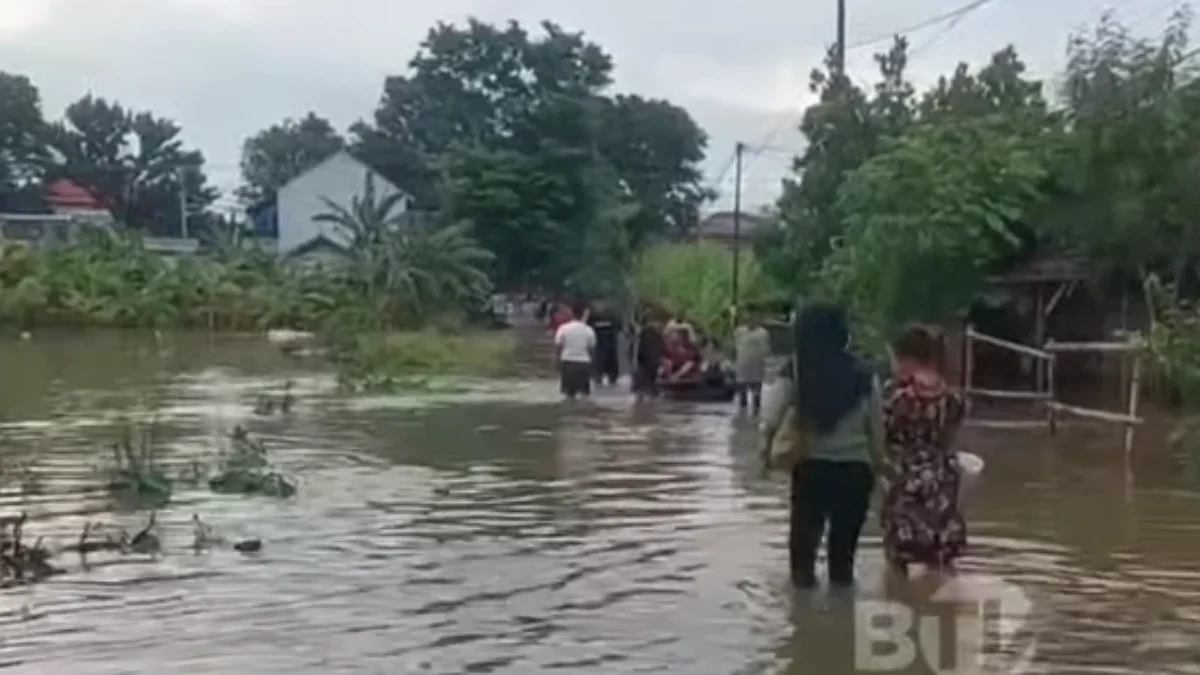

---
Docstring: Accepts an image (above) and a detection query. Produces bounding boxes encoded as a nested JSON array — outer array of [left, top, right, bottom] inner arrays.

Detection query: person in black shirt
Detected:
[[631, 316, 666, 402], [588, 301, 621, 385]]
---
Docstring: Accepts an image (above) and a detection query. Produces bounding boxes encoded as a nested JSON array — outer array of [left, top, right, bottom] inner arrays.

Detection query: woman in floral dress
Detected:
[[881, 324, 966, 578]]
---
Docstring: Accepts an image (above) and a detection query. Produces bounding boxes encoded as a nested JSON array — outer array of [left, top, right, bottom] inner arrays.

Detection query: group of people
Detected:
[[548, 298, 744, 402], [549, 296, 965, 587], [761, 303, 966, 587]]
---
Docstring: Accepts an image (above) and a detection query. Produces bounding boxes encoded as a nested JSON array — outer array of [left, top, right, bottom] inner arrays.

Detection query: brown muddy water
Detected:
[[1, 331, 1200, 674]]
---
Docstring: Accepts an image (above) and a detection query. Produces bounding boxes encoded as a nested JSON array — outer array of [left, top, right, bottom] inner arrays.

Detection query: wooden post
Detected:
[[1034, 285, 1046, 394], [1125, 351, 1142, 453], [1046, 349, 1057, 435], [964, 325, 976, 420]]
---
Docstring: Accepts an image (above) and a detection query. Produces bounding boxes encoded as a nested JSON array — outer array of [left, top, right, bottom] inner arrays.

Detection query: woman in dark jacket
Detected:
[[762, 304, 882, 587]]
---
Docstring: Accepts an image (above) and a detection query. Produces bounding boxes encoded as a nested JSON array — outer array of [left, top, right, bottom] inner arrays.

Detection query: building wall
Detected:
[[276, 151, 407, 255]]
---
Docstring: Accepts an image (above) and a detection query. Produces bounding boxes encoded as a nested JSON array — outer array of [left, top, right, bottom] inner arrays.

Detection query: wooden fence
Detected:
[[963, 325, 1143, 451]]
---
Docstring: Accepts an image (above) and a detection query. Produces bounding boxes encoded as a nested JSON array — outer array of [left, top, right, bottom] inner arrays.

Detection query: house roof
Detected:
[[286, 150, 405, 198], [697, 210, 767, 239], [992, 252, 1088, 284], [285, 234, 347, 259], [45, 179, 107, 210], [245, 150, 408, 217]]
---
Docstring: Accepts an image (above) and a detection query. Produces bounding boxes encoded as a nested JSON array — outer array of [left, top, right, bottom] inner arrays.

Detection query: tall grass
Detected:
[[632, 242, 781, 341]]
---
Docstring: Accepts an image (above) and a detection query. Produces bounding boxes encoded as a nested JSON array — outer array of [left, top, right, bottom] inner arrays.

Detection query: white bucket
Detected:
[[956, 451, 984, 506]]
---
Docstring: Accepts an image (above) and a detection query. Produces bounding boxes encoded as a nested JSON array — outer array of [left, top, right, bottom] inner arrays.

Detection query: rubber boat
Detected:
[[659, 378, 737, 402]]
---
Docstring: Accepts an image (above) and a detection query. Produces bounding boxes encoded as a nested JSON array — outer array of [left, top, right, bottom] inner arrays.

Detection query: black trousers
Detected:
[[594, 335, 619, 383], [789, 459, 874, 586], [736, 382, 762, 412]]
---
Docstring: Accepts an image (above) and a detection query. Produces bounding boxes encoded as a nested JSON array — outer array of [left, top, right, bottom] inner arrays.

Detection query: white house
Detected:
[[248, 150, 412, 258]]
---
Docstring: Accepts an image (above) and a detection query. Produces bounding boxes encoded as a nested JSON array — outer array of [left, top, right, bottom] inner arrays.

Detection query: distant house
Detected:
[[44, 179, 113, 224], [696, 210, 767, 246], [0, 180, 113, 247], [246, 150, 415, 260]]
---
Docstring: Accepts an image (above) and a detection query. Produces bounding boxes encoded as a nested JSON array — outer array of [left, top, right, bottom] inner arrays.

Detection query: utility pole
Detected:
[[177, 167, 189, 239], [835, 0, 847, 74], [731, 141, 745, 321]]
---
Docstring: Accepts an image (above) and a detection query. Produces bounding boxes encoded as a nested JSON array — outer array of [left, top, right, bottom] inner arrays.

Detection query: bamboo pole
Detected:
[[964, 325, 975, 420], [1045, 401, 1141, 425], [1125, 353, 1142, 453], [965, 419, 1051, 430], [1043, 341, 1141, 353], [1046, 352, 1057, 435], [965, 387, 1052, 400], [966, 327, 1051, 360]]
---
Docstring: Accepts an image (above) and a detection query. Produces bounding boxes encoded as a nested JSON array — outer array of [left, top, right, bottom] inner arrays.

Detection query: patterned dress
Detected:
[[880, 371, 967, 568]]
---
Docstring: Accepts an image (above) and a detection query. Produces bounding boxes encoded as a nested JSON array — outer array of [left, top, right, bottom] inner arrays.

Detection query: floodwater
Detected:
[[1, 330, 1200, 674]]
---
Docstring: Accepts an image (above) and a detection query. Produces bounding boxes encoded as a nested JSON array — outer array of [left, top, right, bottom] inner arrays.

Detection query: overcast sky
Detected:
[[0, 0, 1181, 213]]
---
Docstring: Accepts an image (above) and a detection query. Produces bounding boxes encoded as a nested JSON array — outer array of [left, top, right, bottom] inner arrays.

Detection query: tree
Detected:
[[764, 41, 905, 293], [43, 95, 216, 235], [1047, 10, 1200, 289], [350, 20, 612, 206], [440, 146, 570, 287], [313, 173, 493, 326], [819, 116, 1053, 342], [595, 94, 712, 242], [237, 112, 344, 204], [0, 72, 49, 212], [351, 18, 710, 287]]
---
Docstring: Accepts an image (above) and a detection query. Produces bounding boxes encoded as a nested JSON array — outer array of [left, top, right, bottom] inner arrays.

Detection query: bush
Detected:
[[335, 329, 520, 391]]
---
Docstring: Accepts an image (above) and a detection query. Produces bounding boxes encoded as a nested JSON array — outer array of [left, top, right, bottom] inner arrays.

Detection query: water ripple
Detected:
[[0, 340, 1199, 673]]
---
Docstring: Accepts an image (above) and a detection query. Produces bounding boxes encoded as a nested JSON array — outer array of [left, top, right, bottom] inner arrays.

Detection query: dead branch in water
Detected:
[[0, 512, 63, 587]]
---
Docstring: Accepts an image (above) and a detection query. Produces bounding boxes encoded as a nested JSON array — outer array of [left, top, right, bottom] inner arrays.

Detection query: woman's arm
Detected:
[[867, 376, 886, 472]]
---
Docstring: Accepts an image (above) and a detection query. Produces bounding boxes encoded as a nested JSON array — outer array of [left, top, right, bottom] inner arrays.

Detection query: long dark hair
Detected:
[[793, 303, 871, 434]]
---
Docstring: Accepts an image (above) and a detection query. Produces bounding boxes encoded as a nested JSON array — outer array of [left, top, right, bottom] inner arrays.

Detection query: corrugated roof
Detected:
[[697, 210, 766, 238]]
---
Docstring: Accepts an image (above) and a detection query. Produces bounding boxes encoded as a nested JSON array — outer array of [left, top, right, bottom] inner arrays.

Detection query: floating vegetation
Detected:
[[207, 427, 297, 498], [103, 420, 172, 503], [0, 513, 63, 587], [336, 373, 471, 395]]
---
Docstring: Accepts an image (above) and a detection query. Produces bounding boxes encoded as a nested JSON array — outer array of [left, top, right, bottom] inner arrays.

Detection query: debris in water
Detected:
[[0, 512, 63, 587], [126, 512, 160, 555], [191, 513, 225, 551], [233, 539, 262, 553], [208, 427, 298, 498], [253, 380, 295, 416]]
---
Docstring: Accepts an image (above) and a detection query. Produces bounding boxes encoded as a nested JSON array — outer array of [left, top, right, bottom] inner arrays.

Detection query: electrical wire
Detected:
[[846, 0, 1000, 52]]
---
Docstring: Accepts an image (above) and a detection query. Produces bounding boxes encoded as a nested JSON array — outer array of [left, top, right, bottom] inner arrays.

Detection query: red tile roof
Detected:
[[45, 179, 107, 210]]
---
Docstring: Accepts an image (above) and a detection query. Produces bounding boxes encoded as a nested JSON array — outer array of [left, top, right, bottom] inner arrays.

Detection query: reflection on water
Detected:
[[0, 332, 1199, 673]]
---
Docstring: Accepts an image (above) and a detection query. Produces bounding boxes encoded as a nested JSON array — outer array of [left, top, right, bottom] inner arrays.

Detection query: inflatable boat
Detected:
[[659, 379, 737, 402]]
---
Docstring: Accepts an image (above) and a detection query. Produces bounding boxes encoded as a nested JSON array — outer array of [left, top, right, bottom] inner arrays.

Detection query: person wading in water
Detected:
[[588, 301, 621, 386], [631, 309, 666, 403], [880, 324, 967, 580], [553, 301, 596, 400], [761, 304, 883, 588]]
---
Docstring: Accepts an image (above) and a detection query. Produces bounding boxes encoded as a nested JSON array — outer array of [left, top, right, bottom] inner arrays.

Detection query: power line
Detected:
[[846, 0, 999, 51]]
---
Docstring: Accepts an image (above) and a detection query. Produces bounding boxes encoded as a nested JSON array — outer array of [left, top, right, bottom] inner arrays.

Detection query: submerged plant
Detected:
[[207, 427, 297, 498], [0, 512, 62, 587], [103, 420, 172, 503]]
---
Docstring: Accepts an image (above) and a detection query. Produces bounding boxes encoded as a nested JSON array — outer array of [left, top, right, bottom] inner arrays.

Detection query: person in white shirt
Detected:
[[733, 314, 773, 415], [554, 302, 597, 399]]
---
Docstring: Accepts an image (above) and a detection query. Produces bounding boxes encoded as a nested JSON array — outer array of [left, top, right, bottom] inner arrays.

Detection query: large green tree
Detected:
[[350, 18, 709, 287], [237, 112, 344, 204], [595, 94, 712, 242], [43, 95, 216, 236], [761, 36, 1055, 334], [0, 72, 50, 213], [1047, 10, 1200, 289]]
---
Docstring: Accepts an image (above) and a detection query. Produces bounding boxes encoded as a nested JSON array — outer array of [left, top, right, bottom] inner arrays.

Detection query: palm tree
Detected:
[[312, 173, 494, 326]]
